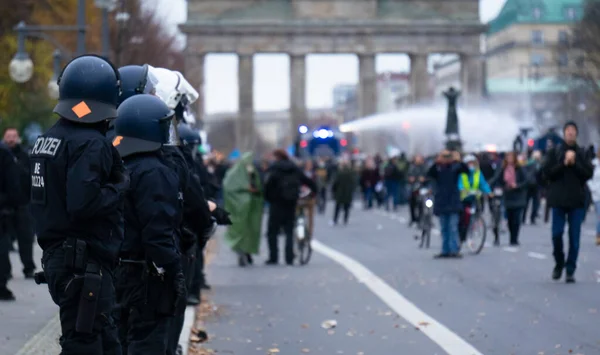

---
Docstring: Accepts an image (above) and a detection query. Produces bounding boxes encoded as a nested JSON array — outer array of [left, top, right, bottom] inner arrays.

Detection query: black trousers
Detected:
[[188, 245, 205, 298], [114, 264, 170, 355], [266, 205, 295, 263], [0, 219, 10, 288], [506, 208, 523, 244], [6, 206, 36, 274], [44, 247, 121, 355], [333, 202, 350, 224]]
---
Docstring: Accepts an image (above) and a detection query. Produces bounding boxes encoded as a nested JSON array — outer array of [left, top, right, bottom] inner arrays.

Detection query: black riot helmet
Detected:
[[117, 64, 159, 106], [178, 124, 202, 146], [53, 54, 121, 123], [113, 94, 174, 158]]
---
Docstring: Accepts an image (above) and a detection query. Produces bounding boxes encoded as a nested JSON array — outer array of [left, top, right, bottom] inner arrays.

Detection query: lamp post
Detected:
[[114, 0, 131, 67], [47, 50, 62, 99], [9, 0, 86, 85], [94, 0, 118, 59]]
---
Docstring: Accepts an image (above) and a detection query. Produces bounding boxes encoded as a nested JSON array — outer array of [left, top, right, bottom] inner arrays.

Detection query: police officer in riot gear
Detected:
[[106, 64, 159, 141], [0, 142, 21, 301], [112, 94, 186, 354], [30, 55, 126, 354], [117, 66, 217, 355]]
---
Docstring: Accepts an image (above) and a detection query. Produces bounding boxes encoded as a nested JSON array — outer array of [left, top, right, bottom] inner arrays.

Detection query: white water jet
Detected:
[[341, 102, 521, 156]]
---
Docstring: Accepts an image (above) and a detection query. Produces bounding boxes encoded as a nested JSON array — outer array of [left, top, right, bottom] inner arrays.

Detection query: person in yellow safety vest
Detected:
[[458, 154, 492, 242], [458, 154, 492, 201]]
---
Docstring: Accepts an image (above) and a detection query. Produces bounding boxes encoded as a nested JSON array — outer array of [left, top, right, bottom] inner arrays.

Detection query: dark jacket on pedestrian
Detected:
[[9, 144, 30, 205], [264, 159, 316, 208], [427, 161, 469, 216], [360, 167, 379, 189], [491, 165, 529, 209], [542, 144, 594, 209], [333, 166, 357, 205], [0, 142, 21, 212]]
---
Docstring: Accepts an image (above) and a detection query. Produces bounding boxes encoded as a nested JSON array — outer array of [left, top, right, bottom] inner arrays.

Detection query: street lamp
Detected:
[[8, 0, 86, 84], [94, 0, 118, 59], [114, 0, 131, 67], [47, 50, 62, 99], [9, 22, 33, 83]]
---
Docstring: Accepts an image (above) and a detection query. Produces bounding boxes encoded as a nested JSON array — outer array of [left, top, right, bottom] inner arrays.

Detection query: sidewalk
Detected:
[[0, 245, 59, 355]]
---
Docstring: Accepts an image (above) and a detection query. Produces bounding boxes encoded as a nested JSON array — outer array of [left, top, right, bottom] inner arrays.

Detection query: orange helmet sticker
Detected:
[[71, 101, 92, 118], [113, 136, 123, 146]]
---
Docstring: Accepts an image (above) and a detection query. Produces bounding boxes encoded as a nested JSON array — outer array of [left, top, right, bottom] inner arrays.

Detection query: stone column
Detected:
[[358, 53, 377, 117], [237, 54, 255, 152], [460, 53, 484, 103], [289, 54, 307, 141], [409, 53, 429, 104], [184, 53, 205, 126]]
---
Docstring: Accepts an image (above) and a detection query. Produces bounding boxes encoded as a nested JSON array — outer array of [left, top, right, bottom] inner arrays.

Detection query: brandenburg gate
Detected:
[[180, 0, 486, 151]]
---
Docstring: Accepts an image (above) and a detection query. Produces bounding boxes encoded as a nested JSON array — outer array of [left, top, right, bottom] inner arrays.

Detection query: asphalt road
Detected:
[[4, 203, 600, 355], [197, 203, 600, 355]]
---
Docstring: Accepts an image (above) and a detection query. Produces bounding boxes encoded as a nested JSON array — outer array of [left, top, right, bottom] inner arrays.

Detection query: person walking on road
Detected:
[[331, 159, 358, 225], [586, 147, 600, 246], [2, 128, 36, 279], [223, 152, 264, 267], [0, 141, 21, 301], [542, 121, 593, 283], [491, 152, 528, 246], [427, 150, 469, 259], [263, 150, 316, 265], [360, 157, 379, 210]]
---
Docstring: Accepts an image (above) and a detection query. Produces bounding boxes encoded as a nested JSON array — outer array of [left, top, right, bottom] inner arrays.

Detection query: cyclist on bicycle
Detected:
[[458, 154, 493, 243]]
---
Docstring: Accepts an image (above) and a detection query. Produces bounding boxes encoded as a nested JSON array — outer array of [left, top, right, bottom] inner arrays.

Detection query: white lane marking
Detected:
[[312, 240, 483, 355], [15, 315, 61, 355], [503, 247, 519, 253], [527, 252, 547, 260], [432, 228, 441, 236], [179, 305, 196, 355]]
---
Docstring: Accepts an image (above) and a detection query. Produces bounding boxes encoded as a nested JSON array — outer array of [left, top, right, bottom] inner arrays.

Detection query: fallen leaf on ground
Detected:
[[268, 348, 280, 354], [301, 324, 309, 329], [301, 349, 310, 353], [321, 320, 337, 329], [418, 321, 430, 327], [190, 329, 208, 343]]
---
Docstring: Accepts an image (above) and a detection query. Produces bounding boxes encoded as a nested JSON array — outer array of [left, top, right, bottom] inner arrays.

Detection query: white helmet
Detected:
[[463, 154, 477, 164], [150, 67, 199, 109]]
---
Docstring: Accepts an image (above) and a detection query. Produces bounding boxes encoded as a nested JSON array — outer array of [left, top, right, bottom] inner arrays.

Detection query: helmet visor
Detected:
[[144, 69, 159, 95]]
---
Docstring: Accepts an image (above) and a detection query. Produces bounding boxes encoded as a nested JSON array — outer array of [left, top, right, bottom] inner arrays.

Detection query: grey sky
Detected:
[[150, 0, 507, 113]]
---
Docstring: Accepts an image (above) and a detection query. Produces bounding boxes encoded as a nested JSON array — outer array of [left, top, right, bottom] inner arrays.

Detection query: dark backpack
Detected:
[[278, 171, 301, 203]]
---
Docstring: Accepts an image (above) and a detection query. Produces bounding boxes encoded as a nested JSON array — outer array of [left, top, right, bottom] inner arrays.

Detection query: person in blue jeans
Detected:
[[427, 150, 469, 258], [542, 121, 594, 283]]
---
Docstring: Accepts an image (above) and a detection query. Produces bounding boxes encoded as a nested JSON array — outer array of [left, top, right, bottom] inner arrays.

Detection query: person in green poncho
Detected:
[[223, 152, 264, 267]]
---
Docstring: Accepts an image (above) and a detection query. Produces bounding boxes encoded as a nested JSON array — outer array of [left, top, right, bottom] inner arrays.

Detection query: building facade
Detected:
[[431, 0, 584, 121], [180, 0, 486, 152]]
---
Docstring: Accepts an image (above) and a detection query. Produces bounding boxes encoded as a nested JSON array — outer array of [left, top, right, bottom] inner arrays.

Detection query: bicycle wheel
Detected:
[[420, 214, 431, 249], [465, 215, 487, 254], [298, 237, 312, 265], [296, 224, 312, 265]]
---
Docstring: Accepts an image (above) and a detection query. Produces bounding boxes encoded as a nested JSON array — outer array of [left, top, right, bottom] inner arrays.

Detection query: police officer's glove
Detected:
[[180, 227, 197, 258], [164, 261, 187, 315], [199, 218, 217, 249], [212, 207, 232, 225], [112, 171, 130, 193]]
